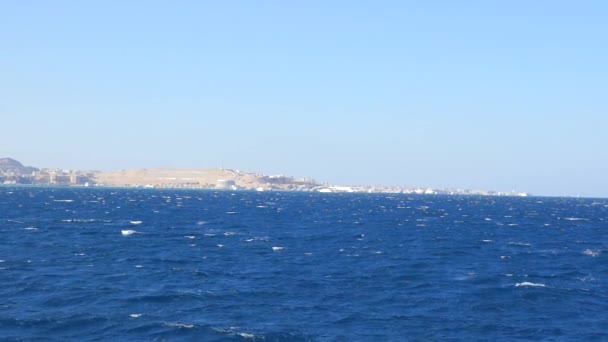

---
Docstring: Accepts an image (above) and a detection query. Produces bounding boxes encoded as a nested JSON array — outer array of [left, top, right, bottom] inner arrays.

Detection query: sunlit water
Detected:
[[1, 187, 607, 340]]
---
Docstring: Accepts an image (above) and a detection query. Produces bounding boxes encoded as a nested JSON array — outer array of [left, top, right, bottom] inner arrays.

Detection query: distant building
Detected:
[[70, 173, 78, 184], [216, 179, 236, 189]]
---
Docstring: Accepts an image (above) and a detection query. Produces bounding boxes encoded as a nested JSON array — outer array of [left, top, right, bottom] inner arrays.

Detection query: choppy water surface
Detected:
[[1, 187, 607, 340]]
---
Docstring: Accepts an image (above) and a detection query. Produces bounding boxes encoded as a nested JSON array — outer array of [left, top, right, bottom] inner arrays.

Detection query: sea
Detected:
[[0, 187, 606, 341]]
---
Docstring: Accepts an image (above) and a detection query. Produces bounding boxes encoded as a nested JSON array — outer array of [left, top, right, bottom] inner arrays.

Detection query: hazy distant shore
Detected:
[[1, 158, 530, 196]]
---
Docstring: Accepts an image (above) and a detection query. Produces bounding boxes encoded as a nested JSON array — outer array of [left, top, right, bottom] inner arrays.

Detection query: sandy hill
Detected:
[[93, 168, 317, 190]]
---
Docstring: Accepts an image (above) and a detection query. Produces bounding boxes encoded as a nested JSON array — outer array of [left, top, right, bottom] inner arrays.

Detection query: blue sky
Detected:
[[1, 1, 607, 197]]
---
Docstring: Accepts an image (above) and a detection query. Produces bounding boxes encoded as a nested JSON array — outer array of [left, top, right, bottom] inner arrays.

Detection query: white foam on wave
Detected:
[[583, 249, 601, 257], [237, 332, 257, 339], [578, 276, 595, 283], [563, 217, 588, 221], [184, 235, 196, 239], [272, 246, 284, 251], [24, 227, 38, 231], [213, 327, 261, 339], [121, 230, 140, 236], [129, 313, 142, 318], [130, 220, 142, 225], [244, 236, 269, 242], [217, 244, 224, 248], [515, 282, 546, 287], [508, 242, 531, 247], [164, 322, 194, 329], [7, 220, 25, 224], [53, 199, 74, 203], [62, 219, 98, 223], [481, 239, 493, 243]]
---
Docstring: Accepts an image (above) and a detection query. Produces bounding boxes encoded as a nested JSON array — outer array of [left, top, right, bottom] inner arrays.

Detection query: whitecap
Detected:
[[272, 246, 284, 251], [53, 199, 74, 203], [184, 236, 196, 239], [583, 249, 601, 257], [481, 239, 493, 243], [237, 332, 257, 339], [130, 220, 142, 225], [515, 282, 546, 287], [23, 227, 38, 231], [508, 242, 531, 247], [135, 265, 143, 268], [7, 220, 25, 224], [563, 217, 587, 221], [223, 232, 236, 236], [121, 230, 139, 236], [164, 322, 194, 329], [225, 211, 238, 214], [217, 244, 224, 248], [129, 314, 142, 318]]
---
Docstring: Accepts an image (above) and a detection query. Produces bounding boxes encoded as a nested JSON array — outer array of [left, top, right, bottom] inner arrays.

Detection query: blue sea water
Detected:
[[0, 187, 607, 341]]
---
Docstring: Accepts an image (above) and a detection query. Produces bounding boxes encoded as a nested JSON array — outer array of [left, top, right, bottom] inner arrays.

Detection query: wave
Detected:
[[583, 249, 601, 257], [515, 282, 546, 287], [163, 322, 194, 329], [563, 217, 588, 221]]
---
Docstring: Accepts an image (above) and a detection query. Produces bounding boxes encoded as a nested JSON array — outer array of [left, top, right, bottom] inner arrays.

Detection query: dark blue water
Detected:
[[1, 187, 607, 341]]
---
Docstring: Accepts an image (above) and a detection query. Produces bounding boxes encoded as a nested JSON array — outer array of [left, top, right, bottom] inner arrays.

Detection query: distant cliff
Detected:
[[0, 158, 39, 174]]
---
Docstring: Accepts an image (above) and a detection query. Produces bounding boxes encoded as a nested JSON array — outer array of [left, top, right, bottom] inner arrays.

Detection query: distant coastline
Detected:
[[0, 157, 530, 197]]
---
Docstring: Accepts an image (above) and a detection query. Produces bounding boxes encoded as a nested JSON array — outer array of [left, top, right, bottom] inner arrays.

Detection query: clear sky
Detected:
[[1, 1, 607, 197]]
